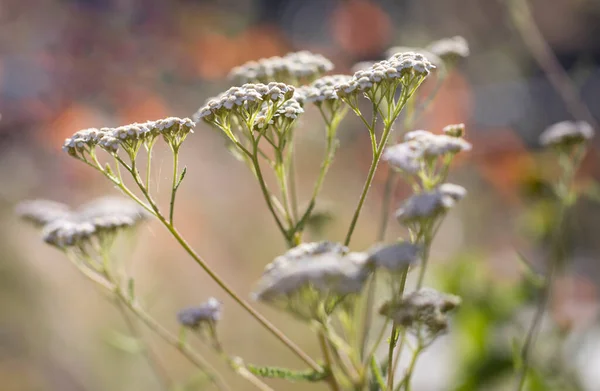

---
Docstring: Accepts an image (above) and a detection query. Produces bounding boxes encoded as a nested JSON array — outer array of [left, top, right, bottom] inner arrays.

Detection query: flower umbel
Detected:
[[253, 242, 370, 321]]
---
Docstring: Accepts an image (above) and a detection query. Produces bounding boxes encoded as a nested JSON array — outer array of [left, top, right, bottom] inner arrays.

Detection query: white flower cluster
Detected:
[[367, 242, 421, 272], [380, 287, 461, 335], [385, 46, 442, 68], [229, 51, 334, 84], [426, 36, 470, 60], [17, 197, 151, 249], [334, 52, 435, 98], [16, 200, 73, 227], [177, 297, 223, 328], [396, 183, 467, 225], [383, 129, 471, 174], [194, 83, 296, 123], [296, 75, 353, 105], [63, 117, 195, 156], [253, 241, 369, 320], [539, 120, 594, 148]]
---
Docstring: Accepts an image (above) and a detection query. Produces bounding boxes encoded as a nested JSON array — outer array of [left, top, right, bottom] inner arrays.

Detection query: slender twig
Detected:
[[505, 0, 598, 129]]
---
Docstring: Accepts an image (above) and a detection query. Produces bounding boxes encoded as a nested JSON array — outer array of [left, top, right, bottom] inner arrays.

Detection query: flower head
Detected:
[[16, 200, 73, 227], [253, 241, 370, 320], [539, 121, 594, 148], [396, 184, 467, 225], [229, 51, 334, 85], [380, 287, 461, 336], [426, 36, 470, 62], [177, 297, 223, 329], [442, 123, 465, 138], [367, 242, 421, 272], [335, 52, 435, 99]]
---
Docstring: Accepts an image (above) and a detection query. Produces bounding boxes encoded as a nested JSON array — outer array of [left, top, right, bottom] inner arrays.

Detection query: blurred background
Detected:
[[2, 0, 600, 390]]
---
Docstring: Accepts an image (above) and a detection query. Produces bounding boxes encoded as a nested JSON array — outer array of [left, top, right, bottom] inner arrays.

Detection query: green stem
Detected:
[[397, 341, 423, 391], [169, 147, 179, 225], [92, 157, 320, 371], [344, 121, 394, 246], [318, 330, 341, 391], [386, 325, 399, 389], [415, 229, 433, 289]]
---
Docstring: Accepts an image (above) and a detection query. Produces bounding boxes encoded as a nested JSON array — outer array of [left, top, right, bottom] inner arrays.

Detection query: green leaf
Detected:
[[175, 167, 187, 191], [245, 363, 329, 382], [512, 337, 523, 370]]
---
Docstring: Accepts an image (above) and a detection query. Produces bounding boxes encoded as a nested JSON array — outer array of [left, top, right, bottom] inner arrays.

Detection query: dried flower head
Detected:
[[16, 200, 73, 227], [335, 52, 435, 100], [367, 242, 421, 272], [426, 36, 469, 62], [442, 123, 465, 138], [380, 288, 461, 336], [229, 51, 334, 85], [539, 121, 594, 148], [253, 241, 370, 320], [396, 184, 467, 225], [177, 297, 223, 329], [42, 218, 96, 248]]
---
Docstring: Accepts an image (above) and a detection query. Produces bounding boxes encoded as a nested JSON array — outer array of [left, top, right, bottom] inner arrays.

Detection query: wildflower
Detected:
[[404, 130, 472, 158], [380, 287, 461, 336], [62, 128, 105, 157], [194, 83, 296, 129], [16, 200, 73, 227], [300, 75, 352, 104], [367, 242, 421, 272], [42, 218, 96, 248], [253, 241, 370, 320], [385, 46, 442, 68], [396, 184, 467, 225], [382, 142, 424, 175], [334, 52, 435, 100], [442, 123, 465, 138], [78, 196, 151, 227], [177, 297, 223, 329], [229, 51, 334, 85], [426, 36, 470, 62], [539, 121, 594, 149]]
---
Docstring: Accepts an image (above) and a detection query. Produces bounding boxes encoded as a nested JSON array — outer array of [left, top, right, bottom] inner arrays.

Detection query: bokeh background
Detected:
[[2, 0, 600, 390]]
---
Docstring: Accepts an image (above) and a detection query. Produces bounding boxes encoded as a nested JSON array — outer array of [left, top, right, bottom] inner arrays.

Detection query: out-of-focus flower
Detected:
[[177, 297, 223, 329], [379, 287, 461, 336], [17, 197, 151, 250], [253, 241, 370, 320], [15, 200, 73, 227], [539, 121, 594, 149], [297, 74, 352, 105], [367, 242, 421, 272], [443, 123, 465, 138], [229, 51, 334, 85], [396, 184, 467, 225], [385, 46, 442, 68], [426, 36, 470, 62]]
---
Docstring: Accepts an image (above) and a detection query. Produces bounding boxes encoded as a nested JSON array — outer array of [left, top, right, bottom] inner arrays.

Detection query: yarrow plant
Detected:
[[15, 37, 597, 391]]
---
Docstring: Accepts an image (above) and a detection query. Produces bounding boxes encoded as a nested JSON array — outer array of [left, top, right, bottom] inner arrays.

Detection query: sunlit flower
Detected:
[[539, 120, 594, 148]]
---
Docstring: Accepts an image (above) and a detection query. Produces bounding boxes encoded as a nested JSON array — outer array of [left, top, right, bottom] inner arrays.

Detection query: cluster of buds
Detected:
[[17, 197, 150, 250], [396, 183, 467, 227], [229, 51, 334, 85], [383, 127, 471, 180], [296, 74, 351, 121], [379, 288, 461, 338], [539, 120, 594, 150], [334, 52, 435, 102], [62, 117, 195, 160], [253, 242, 370, 321]]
